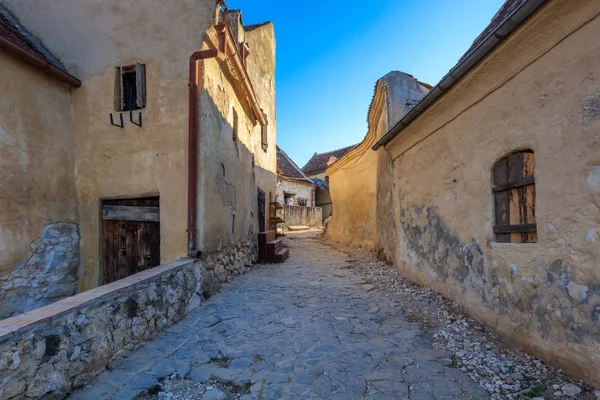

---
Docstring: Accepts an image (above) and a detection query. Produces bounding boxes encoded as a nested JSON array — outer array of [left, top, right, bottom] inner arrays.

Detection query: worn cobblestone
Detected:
[[70, 232, 488, 399]]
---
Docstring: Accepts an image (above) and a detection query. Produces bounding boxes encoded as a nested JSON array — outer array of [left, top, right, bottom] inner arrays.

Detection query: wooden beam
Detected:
[[102, 206, 160, 222], [493, 224, 537, 234]]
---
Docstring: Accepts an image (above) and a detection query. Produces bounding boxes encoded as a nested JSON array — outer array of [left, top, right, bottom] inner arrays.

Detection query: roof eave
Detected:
[[0, 36, 81, 87], [372, 0, 546, 151]]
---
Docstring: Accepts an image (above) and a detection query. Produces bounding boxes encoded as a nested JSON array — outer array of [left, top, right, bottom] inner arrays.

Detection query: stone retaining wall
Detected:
[[0, 241, 258, 399], [202, 240, 258, 296], [0, 223, 80, 319]]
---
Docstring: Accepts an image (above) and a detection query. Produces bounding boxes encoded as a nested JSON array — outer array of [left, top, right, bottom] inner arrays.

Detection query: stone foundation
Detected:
[[0, 240, 259, 399], [0, 223, 80, 319], [202, 240, 258, 296]]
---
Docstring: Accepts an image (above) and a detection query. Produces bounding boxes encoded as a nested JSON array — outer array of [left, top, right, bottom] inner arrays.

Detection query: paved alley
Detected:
[[70, 231, 488, 400]]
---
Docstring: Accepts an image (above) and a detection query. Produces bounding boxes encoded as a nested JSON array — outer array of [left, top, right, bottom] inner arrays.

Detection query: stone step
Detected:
[[265, 239, 283, 259], [273, 247, 289, 263], [287, 225, 309, 231], [257, 231, 277, 262]]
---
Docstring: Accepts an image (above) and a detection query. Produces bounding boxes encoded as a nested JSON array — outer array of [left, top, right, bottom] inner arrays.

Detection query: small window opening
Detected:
[[283, 192, 295, 205], [233, 109, 238, 142], [261, 112, 268, 152], [492, 150, 537, 243], [298, 199, 308, 207], [115, 63, 146, 111]]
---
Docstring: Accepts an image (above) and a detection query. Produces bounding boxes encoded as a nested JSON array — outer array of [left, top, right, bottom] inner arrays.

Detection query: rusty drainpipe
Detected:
[[0, 36, 81, 87], [187, 47, 223, 258], [188, 23, 267, 257]]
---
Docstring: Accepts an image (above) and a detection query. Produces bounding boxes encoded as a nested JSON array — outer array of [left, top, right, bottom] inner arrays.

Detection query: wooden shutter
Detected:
[[493, 151, 536, 243], [116, 66, 125, 111], [135, 63, 146, 109]]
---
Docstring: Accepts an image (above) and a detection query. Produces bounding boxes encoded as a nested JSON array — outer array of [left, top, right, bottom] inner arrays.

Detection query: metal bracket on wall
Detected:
[[110, 113, 124, 128], [130, 110, 143, 127]]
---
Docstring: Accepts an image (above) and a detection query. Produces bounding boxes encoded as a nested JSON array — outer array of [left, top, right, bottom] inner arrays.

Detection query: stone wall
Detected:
[[201, 240, 258, 296], [283, 205, 322, 228], [0, 240, 258, 399], [0, 223, 80, 319], [382, 1, 600, 387]]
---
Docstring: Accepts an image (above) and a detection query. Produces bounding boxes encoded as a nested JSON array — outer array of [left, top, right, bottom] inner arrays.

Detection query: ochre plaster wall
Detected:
[[0, 53, 77, 279], [3, 0, 276, 289], [384, 0, 600, 386], [197, 20, 276, 253], [326, 72, 429, 248], [327, 141, 378, 247]]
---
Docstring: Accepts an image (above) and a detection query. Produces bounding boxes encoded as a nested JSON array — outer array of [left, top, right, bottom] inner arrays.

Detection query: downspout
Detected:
[[0, 36, 81, 87], [187, 23, 267, 257], [187, 47, 223, 258]]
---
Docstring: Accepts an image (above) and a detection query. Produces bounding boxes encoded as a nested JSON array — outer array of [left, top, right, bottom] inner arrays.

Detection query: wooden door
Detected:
[[257, 189, 266, 233], [102, 198, 160, 284]]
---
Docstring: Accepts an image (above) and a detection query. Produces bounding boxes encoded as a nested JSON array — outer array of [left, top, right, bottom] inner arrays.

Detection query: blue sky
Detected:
[[232, 0, 505, 167]]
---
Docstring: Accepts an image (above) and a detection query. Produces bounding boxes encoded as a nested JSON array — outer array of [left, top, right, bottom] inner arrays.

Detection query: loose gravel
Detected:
[[322, 235, 599, 400]]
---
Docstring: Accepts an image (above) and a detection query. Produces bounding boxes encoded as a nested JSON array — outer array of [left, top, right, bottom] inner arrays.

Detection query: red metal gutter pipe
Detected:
[[188, 24, 268, 257], [187, 47, 222, 258], [0, 36, 81, 88]]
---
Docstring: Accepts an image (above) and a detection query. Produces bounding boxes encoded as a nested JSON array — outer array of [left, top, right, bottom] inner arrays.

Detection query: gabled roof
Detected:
[[0, 5, 80, 87], [277, 146, 313, 182], [301, 145, 357, 176]]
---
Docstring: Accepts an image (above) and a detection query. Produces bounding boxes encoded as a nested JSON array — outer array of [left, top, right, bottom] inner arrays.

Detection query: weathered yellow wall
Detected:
[[4, 0, 277, 289], [0, 53, 77, 276], [197, 19, 277, 252], [327, 137, 378, 247], [327, 72, 429, 248], [385, 0, 600, 386]]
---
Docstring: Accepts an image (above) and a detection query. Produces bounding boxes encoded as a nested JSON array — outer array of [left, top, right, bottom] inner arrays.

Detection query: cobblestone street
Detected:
[[70, 231, 488, 399]]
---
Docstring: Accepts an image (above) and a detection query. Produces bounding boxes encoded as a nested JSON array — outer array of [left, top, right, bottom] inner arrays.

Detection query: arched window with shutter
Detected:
[[492, 150, 537, 243]]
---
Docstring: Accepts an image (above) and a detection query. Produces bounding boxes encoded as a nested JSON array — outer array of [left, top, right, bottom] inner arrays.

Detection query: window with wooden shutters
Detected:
[[115, 63, 146, 111], [492, 150, 537, 243]]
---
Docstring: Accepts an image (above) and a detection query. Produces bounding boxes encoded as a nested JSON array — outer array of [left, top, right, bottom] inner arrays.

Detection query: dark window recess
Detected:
[[261, 112, 268, 152], [233, 109, 239, 142], [257, 188, 266, 233], [492, 150, 537, 243], [115, 63, 146, 111], [298, 199, 308, 207]]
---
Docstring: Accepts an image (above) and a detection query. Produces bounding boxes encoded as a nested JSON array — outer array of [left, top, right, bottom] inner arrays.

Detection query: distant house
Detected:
[[301, 145, 356, 181], [276, 146, 314, 207], [301, 145, 356, 220]]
